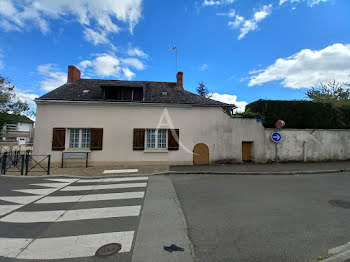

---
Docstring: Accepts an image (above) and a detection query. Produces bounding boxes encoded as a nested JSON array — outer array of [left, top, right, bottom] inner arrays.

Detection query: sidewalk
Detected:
[[5, 161, 350, 177], [169, 161, 350, 175], [48, 165, 169, 177]]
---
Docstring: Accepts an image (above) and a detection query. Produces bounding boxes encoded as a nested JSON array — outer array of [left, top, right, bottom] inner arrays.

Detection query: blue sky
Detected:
[[0, 0, 349, 112]]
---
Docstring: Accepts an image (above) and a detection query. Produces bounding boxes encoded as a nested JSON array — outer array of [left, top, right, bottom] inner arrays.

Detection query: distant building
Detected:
[[1, 113, 34, 145]]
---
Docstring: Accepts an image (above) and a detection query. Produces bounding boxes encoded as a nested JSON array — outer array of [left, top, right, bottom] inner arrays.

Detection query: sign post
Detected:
[[272, 120, 284, 162]]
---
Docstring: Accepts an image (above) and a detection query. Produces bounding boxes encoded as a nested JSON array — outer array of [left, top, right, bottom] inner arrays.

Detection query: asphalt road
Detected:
[[171, 173, 350, 262], [0, 175, 149, 262]]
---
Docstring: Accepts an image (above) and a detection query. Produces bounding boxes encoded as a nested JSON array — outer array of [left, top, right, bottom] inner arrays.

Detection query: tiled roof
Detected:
[[36, 79, 230, 107]]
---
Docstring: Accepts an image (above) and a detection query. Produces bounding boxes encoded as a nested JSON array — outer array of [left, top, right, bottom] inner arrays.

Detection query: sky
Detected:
[[0, 0, 349, 113]]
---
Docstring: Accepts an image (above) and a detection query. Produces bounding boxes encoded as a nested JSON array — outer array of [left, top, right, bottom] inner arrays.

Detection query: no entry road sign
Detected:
[[271, 132, 282, 143]]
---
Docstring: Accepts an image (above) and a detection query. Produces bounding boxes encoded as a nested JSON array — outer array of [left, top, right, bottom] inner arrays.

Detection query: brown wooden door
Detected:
[[193, 143, 209, 165], [242, 142, 252, 162]]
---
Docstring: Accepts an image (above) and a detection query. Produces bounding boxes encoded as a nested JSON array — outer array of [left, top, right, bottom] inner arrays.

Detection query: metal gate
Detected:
[[0, 151, 51, 176]]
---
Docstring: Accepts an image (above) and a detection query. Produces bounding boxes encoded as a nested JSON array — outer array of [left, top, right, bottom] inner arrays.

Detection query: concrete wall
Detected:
[[33, 102, 266, 167], [265, 128, 350, 162]]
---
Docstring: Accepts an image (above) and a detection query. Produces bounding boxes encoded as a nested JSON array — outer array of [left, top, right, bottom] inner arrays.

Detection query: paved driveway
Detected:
[[0, 175, 149, 262], [171, 173, 350, 262]]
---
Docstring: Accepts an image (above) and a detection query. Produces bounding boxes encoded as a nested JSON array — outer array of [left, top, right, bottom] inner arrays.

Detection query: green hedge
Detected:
[[246, 100, 350, 129]]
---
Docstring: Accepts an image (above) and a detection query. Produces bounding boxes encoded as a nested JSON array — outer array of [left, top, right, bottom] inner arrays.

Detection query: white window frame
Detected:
[[145, 129, 167, 149], [69, 128, 91, 149], [6, 124, 17, 131]]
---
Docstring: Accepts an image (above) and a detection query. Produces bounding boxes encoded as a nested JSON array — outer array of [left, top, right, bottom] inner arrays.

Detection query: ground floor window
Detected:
[[146, 129, 167, 149], [69, 128, 91, 148]]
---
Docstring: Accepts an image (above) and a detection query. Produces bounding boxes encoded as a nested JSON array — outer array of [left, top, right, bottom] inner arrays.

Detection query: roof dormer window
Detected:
[[102, 86, 143, 101]]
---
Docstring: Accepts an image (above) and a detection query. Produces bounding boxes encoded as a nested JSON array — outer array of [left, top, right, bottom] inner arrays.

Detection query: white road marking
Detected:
[[30, 183, 70, 188], [0, 179, 76, 215], [0, 196, 43, 205], [1, 205, 141, 223], [322, 250, 350, 262], [1, 231, 134, 259], [46, 178, 78, 183], [103, 169, 138, 174], [61, 182, 147, 191], [36, 191, 145, 204], [0, 237, 32, 257], [0, 205, 23, 216], [328, 242, 350, 255], [59, 205, 141, 222], [1, 210, 64, 223], [13, 188, 57, 195], [78, 177, 149, 183]]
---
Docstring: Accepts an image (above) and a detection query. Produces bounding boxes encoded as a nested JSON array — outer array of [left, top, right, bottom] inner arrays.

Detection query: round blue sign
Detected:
[[271, 132, 282, 143]]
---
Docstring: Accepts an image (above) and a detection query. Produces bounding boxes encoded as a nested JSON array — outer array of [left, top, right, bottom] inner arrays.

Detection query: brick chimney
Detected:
[[176, 72, 183, 89], [67, 65, 81, 83]]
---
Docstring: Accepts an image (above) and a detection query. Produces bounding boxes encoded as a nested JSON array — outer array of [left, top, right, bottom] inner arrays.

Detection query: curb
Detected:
[[1, 168, 349, 178], [157, 168, 350, 176], [0, 173, 153, 179]]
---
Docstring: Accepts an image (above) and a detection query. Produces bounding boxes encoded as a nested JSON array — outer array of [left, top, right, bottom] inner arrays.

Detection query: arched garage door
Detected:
[[193, 143, 209, 165]]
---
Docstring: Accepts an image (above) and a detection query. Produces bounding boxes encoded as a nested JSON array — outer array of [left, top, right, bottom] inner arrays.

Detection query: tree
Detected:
[[196, 82, 210, 97], [305, 80, 350, 106], [0, 75, 30, 127]]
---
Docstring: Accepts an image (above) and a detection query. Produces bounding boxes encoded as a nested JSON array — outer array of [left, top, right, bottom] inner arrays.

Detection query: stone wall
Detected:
[[265, 128, 350, 162]]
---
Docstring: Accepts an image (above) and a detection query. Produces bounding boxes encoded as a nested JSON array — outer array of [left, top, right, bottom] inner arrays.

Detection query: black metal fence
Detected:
[[0, 151, 51, 176], [0, 145, 33, 155]]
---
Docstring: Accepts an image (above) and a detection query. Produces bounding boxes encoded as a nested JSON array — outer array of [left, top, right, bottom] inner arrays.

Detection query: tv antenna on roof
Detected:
[[169, 45, 178, 73]]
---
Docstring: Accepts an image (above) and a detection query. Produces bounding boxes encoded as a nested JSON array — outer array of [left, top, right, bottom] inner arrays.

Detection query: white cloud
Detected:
[[37, 64, 67, 91], [93, 55, 121, 76], [127, 47, 148, 58], [83, 28, 109, 45], [203, 0, 221, 6], [248, 43, 350, 89], [210, 93, 248, 112], [199, 64, 209, 71], [38, 52, 146, 90], [122, 68, 136, 80], [280, 0, 329, 7], [203, 0, 235, 6], [78, 54, 145, 79], [0, 0, 142, 44], [15, 89, 39, 105], [217, 9, 236, 17], [121, 58, 145, 70], [228, 4, 272, 40], [254, 5, 272, 22]]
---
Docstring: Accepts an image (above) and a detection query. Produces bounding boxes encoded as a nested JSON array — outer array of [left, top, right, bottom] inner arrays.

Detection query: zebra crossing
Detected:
[[0, 175, 149, 261]]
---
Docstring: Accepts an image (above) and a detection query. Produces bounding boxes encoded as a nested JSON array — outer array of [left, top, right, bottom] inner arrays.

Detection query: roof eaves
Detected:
[[34, 99, 227, 107]]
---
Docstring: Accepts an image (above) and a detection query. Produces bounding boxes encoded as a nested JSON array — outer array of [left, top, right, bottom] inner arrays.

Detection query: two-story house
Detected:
[[33, 65, 265, 167]]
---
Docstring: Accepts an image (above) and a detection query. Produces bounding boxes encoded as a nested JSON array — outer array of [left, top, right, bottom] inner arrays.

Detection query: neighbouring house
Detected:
[[33, 65, 266, 167], [0, 113, 34, 146]]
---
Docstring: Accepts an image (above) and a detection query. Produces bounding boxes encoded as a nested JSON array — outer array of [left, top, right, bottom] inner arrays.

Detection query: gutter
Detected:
[[34, 99, 227, 108]]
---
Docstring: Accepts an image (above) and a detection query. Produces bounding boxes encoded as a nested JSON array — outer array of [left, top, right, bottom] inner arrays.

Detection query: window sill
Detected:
[[144, 149, 168, 153], [64, 148, 91, 153]]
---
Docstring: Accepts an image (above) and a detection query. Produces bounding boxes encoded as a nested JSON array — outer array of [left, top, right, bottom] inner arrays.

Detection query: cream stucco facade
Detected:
[[33, 101, 266, 167]]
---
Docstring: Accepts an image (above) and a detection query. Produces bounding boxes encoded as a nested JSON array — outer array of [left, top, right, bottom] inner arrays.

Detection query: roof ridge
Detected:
[[78, 79, 176, 84]]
